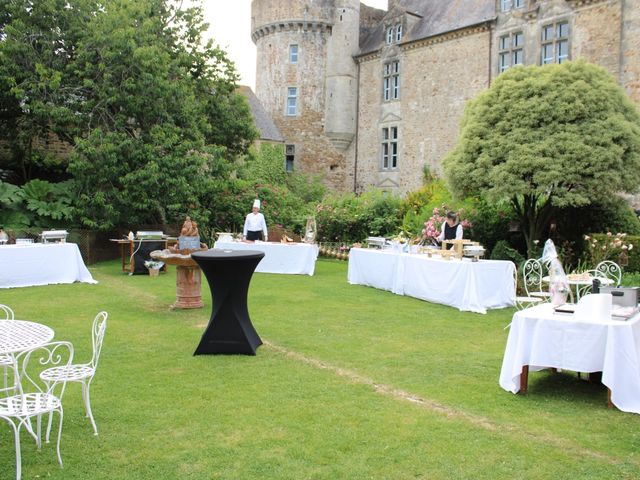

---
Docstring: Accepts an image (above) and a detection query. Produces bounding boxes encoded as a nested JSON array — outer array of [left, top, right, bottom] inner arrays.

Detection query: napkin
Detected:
[[574, 293, 613, 322]]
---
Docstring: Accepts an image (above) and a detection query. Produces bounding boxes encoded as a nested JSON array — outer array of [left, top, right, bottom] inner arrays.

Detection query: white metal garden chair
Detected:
[[40, 311, 108, 436], [522, 258, 551, 300], [595, 260, 622, 286], [1, 304, 18, 397], [0, 341, 74, 480], [514, 265, 543, 310], [575, 269, 610, 299]]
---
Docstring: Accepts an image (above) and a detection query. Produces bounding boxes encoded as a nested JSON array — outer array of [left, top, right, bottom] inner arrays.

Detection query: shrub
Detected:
[[585, 233, 640, 273], [467, 200, 524, 257], [490, 240, 525, 266], [205, 179, 311, 237], [316, 190, 402, 243], [400, 179, 477, 238]]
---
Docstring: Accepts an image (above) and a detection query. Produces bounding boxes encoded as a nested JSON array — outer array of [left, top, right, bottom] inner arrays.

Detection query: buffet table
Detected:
[[213, 241, 319, 276], [499, 303, 640, 414], [347, 248, 515, 313], [0, 243, 96, 288]]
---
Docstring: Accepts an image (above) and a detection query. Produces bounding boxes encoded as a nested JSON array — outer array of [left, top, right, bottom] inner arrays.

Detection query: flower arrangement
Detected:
[[391, 229, 410, 244], [421, 206, 472, 243], [144, 260, 164, 270], [584, 232, 633, 266]]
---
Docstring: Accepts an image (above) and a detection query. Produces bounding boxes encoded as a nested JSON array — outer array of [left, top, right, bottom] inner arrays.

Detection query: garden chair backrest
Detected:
[[522, 258, 545, 296], [90, 312, 108, 370], [595, 261, 622, 286], [0, 304, 14, 320]]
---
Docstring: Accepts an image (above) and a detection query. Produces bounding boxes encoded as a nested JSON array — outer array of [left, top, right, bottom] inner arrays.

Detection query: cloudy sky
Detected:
[[199, 0, 388, 90]]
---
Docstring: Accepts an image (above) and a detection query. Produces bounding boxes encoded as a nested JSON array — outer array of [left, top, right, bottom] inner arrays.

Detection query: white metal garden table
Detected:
[[0, 320, 55, 355]]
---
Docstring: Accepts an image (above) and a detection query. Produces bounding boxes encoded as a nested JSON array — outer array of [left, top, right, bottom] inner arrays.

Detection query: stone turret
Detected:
[[251, 0, 359, 190], [324, 0, 360, 151]]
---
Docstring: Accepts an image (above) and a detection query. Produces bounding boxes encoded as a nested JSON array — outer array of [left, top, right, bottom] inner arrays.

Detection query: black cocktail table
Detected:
[[191, 249, 265, 355]]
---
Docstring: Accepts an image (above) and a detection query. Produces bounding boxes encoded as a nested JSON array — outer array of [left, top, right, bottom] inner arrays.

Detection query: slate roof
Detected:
[[358, 0, 496, 56], [237, 85, 284, 142]]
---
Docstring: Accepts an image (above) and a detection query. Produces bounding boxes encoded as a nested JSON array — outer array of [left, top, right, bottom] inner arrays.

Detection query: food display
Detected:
[[441, 239, 483, 260], [462, 245, 485, 262]]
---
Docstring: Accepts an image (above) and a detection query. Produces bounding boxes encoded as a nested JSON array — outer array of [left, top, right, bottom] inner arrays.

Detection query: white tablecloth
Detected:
[[0, 243, 97, 288], [499, 303, 640, 414], [347, 248, 515, 313], [213, 241, 319, 276]]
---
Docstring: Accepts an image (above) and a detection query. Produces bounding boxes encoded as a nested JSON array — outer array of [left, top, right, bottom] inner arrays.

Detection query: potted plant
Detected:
[[144, 260, 164, 277]]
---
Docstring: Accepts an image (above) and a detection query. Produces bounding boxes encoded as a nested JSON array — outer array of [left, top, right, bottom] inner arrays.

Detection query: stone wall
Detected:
[[252, 0, 351, 190], [251, 0, 333, 32], [352, 28, 492, 195], [621, 0, 640, 102], [572, 0, 622, 78]]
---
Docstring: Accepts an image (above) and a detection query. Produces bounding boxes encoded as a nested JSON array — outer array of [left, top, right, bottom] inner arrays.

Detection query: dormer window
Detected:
[[386, 23, 402, 44], [501, 0, 524, 12]]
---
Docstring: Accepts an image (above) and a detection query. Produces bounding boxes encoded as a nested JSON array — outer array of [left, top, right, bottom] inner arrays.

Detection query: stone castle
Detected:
[[251, 0, 640, 195]]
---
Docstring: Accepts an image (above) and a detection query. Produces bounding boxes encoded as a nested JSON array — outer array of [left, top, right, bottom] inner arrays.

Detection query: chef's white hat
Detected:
[[252, 199, 261, 209]]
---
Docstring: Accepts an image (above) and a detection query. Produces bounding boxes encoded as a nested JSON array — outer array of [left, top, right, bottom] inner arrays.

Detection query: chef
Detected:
[[437, 211, 463, 244], [243, 199, 268, 242]]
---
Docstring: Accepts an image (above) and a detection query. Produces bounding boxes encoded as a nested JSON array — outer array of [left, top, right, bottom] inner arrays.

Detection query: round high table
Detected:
[[191, 249, 265, 355]]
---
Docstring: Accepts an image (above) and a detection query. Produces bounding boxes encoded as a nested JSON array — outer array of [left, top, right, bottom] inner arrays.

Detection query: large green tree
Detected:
[[0, 0, 257, 229], [0, 0, 98, 181], [444, 60, 640, 254]]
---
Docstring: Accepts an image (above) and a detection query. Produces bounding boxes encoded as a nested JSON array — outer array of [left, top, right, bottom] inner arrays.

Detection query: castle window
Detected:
[[541, 21, 569, 65], [501, 0, 524, 11], [289, 44, 298, 64], [286, 87, 298, 116], [498, 31, 524, 73], [385, 24, 402, 44], [383, 61, 400, 101], [381, 126, 398, 171], [285, 145, 295, 172]]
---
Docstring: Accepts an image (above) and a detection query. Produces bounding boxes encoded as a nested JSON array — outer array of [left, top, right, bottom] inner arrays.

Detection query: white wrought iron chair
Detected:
[[0, 341, 74, 480], [514, 266, 543, 310], [40, 311, 108, 436], [575, 269, 609, 299], [522, 258, 551, 300], [1, 304, 18, 397], [595, 260, 622, 286]]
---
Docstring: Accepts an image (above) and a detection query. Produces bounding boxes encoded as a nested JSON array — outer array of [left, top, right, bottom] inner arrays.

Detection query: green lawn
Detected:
[[1, 259, 639, 479]]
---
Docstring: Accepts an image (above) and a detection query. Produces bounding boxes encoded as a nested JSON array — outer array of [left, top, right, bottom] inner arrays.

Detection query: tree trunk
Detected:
[[511, 194, 554, 258]]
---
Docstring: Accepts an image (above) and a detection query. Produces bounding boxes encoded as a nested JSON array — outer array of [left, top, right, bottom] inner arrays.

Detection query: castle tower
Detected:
[[324, 0, 360, 151], [251, 0, 360, 190]]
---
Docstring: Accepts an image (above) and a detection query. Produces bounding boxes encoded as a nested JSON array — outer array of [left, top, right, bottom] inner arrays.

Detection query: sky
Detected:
[[199, 0, 388, 90]]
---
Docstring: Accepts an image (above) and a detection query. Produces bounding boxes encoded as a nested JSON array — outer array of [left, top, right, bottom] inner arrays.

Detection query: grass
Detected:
[[1, 258, 640, 479]]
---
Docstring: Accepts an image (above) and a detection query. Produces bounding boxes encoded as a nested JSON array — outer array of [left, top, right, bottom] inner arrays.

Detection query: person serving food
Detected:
[[437, 211, 463, 245], [243, 199, 268, 242]]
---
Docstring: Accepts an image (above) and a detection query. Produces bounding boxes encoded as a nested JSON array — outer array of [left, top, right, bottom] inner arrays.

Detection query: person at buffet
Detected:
[[437, 211, 463, 245], [243, 199, 268, 242]]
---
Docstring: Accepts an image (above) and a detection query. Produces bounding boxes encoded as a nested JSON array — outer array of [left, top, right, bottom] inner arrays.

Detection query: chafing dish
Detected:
[[600, 286, 639, 308], [366, 237, 387, 249], [462, 245, 485, 261], [40, 230, 68, 243]]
